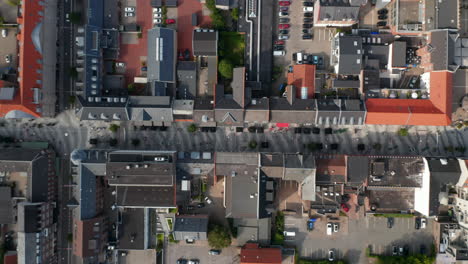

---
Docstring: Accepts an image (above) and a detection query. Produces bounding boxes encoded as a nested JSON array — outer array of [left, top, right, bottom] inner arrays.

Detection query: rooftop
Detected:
[[119, 208, 147, 250], [193, 29, 218, 56], [147, 27, 176, 83], [240, 243, 282, 264], [367, 157, 425, 188]]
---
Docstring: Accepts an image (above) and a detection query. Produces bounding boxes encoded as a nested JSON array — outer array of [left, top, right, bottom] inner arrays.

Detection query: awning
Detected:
[[276, 123, 289, 128]]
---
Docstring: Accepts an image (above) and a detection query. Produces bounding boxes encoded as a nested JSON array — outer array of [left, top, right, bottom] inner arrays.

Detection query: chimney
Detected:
[[286, 85, 296, 105]]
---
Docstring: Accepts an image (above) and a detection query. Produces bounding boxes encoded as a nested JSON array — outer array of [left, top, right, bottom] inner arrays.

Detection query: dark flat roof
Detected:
[[116, 186, 176, 207], [119, 208, 146, 250]]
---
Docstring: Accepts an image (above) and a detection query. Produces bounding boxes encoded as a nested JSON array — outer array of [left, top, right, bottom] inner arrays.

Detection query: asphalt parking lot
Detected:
[[166, 243, 240, 264], [0, 1, 18, 23], [285, 215, 435, 263], [121, 0, 138, 25], [0, 27, 18, 70]]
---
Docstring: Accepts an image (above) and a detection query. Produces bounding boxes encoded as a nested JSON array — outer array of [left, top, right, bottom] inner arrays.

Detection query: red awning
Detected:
[[276, 123, 289, 128]]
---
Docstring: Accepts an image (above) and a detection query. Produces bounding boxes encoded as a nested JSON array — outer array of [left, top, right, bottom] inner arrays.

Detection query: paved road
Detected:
[[57, 159, 74, 264], [0, 111, 467, 159]]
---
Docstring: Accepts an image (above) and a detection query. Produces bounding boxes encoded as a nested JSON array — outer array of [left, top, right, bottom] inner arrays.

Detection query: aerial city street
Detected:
[[0, 0, 467, 263]]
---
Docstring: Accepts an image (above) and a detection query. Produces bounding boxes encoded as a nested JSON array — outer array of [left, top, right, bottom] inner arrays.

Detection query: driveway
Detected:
[[166, 242, 240, 264]]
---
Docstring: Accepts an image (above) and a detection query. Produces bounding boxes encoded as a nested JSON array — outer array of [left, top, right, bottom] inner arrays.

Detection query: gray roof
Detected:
[[128, 96, 174, 122], [332, 79, 360, 89], [216, 0, 229, 7], [364, 45, 389, 69], [367, 157, 425, 189], [391, 41, 407, 67], [0, 187, 12, 224], [17, 202, 41, 233], [232, 67, 246, 107], [78, 164, 97, 220], [177, 61, 197, 100], [347, 156, 369, 184], [147, 27, 176, 82], [107, 151, 176, 186], [437, 0, 458, 29], [193, 29, 218, 56], [316, 0, 360, 23], [119, 208, 147, 250], [427, 30, 459, 72], [335, 35, 363, 74], [244, 98, 269, 123], [214, 107, 244, 124], [234, 218, 271, 246], [76, 96, 129, 121], [173, 215, 209, 241], [0, 87, 15, 100], [427, 158, 462, 216], [116, 186, 176, 207], [269, 98, 316, 124]]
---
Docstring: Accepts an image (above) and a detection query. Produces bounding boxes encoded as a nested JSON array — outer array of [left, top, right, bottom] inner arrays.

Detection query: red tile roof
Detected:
[[240, 243, 282, 264], [287, 64, 316, 99], [73, 216, 106, 258], [3, 252, 17, 264], [365, 71, 452, 126], [316, 155, 347, 179], [0, 0, 43, 118]]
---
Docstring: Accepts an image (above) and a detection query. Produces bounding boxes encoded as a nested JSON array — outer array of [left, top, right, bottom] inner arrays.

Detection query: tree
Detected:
[[68, 95, 76, 105], [187, 124, 197, 133], [231, 8, 239, 20], [397, 128, 409, 136], [69, 12, 82, 24], [206, 0, 216, 10], [67, 233, 73, 243], [218, 59, 234, 79], [210, 9, 226, 30], [248, 140, 257, 149], [208, 225, 231, 249], [128, 83, 136, 92], [131, 138, 140, 147], [109, 124, 120, 133]]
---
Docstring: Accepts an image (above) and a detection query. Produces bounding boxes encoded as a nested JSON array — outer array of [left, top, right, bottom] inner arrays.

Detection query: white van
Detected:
[[274, 50, 285, 56], [326, 223, 333, 235], [283, 231, 296, 237]]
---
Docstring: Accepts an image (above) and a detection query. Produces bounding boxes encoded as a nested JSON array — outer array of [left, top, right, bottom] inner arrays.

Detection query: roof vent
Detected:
[[390, 170, 396, 176], [126, 165, 130, 170], [440, 159, 448, 165], [250, 194, 255, 198], [231, 171, 237, 177], [134, 164, 139, 168]]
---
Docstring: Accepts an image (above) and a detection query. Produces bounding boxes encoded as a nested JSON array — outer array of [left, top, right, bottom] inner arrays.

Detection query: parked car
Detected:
[[304, 12, 313, 17], [279, 11, 289, 17], [387, 217, 394, 228], [204, 196, 213, 204], [124, 12, 134, 17], [153, 19, 162, 24], [303, 24, 313, 28], [377, 8, 388, 15], [279, 1, 291, 6], [328, 250, 335, 261], [1, 29, 7, 38], [278, 24, 290, 29], [188, 260, 199, 264], [154, 13, 162, 18], [197, 203, 205, 208], [421, 218, 427, 229], [116, 62, 125, 67], [279, 29, 289, 34], [326, 223, 333, 235], [340, 203, 349, 212], [177, 259, 188, 264], [278, 35, 289, 40], [399, 247, 404, 256], [392, 246, 398, 256], [153, 7, 162, 13], [280, 6, 289, 11], [273, 50, 286, 56], [275, 40, 285, 45], [166, 19, 176, 24], [302, 34, 312, 40], [377, 21, 387, 27], [303, 7, 313, 12], [141, 66, 147, 71], [274, 45, 284, 51], [124, 7, 135, 12], [279, 18, 290, 23], [378, 15, 387, 20], [209, 249, 221, 255], [4, 55, 11, 63], [415, 217, 421, 229], [302, 29, 309, 34], [303, 1, 314, 6], [303, 18, 312, 23], [333, 223, 339, 232]]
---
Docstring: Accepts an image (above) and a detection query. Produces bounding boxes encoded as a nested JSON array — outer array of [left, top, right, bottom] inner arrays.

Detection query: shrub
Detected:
[[187, 124, 197, 133], [208, 225, 231, 249], [398, 128, 409, 136], [109, 124, 120, 133], [218, 59, 234, 79], [231, 8, 239, 20], [248, 140, 257, 149]]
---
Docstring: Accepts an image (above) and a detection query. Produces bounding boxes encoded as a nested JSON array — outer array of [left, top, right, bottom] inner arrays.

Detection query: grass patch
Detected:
[[373, 213, 414, 218], [201, 180, 207, 193], [398, 128, 409, 136], [167, 218, 173, 230], [169, 208, 178, 214], [218, 32, 245, 80], [156, 233, 164, 251], [168, 233, 179, 243], [374, 255, 435, 264], [272, 211, 285, 245]]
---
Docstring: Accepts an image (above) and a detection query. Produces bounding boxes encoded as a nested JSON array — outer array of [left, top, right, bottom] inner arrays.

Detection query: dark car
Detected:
[[256, 127, 264, 133], [141, 66, 147, 71], [89, 138, 98, 145], [302, 29, 309, 34], [312, 127, 320, 134], [357, 143, 365, 151], [303, 18, 312, 23], [294, 127, 302, 134], [197, 203, 205, 208], [304, 12, 313, 17], [184, 49, 190, 60], [403, 245, 410, 256], [415, 217, 421, 229], [274, 45, 284, 51], [177, 259, 188, 264], [392, 246, 398, 256], [303, 127, 311, 134], [331, 143, 339, 150], [387, 217, 394, 228], [261, 141, 269, 148], [324, 127, 333, 134], [209, 249, 221, 255], [279, 29, 289, 34], [279, 18, 290, 23], [279, 11, 289, 17], [302, 34, 313, 40], [280, 6, 289, 11], [303, 24, 313, 28], [377, 8, 388, 15], [377, 21, 387, 27], [378, 15, 387, 20], [303, 1, 313, 6], [187, 205, 194, 210]]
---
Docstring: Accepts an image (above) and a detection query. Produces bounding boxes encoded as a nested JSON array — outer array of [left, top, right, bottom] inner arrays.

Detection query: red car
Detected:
[[278, 24, 290, 29], [166, 19, 176, 24], [341, 203, 350, 213], [279, 1, 291, 6], [275, 40, 285, 45]]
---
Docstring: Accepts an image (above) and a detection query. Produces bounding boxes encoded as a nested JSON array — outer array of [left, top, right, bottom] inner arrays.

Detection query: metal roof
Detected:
[[193, 29, 218, 56], [147, 27, 176, 82]]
